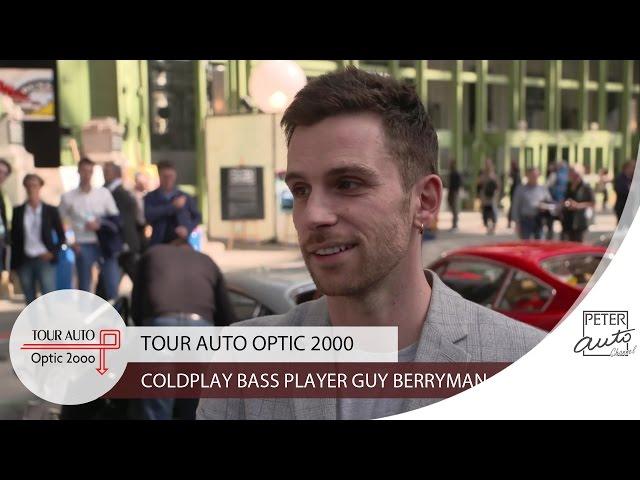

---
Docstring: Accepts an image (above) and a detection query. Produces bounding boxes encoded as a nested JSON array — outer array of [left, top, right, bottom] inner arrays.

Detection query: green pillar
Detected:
[[415, 60, 428, 107], [472, 60, 488, 189], [114, 60, 152, 166], [540, 143, 548, 178], [58, 60, 92, 165], [238, 60, 248, 100], [555, 60, 562, 131], [389, 60, 400, 80], [509, 60, 520, 129], [578, 60, 589, 131], [89, 61, 118, 119], [519, 60, 527, 125], [621, 60, 633, 164], [137, 61, 151, 166], [598, 60, 608, 128], [545, 61, 560, 131], [246, 60, 252, 91], [195, 60, 209, 226], [227, 60, 239, 112], [452, 60, 464, 165]]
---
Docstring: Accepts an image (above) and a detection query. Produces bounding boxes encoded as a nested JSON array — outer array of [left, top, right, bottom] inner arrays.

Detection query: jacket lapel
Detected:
[[403, 271, 473, 412]]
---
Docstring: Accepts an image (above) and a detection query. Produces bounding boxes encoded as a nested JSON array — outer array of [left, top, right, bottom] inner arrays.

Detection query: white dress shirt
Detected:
[[59, 186, 119, 244], [24, 203, 48, 258]]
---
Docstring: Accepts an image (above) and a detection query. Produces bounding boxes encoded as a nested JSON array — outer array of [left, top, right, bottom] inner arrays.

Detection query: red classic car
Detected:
[[428, 242, 608, 331]]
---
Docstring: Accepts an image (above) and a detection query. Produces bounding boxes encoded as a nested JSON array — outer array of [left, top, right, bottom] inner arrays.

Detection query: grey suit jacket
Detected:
[[197, 270, 546, 420]]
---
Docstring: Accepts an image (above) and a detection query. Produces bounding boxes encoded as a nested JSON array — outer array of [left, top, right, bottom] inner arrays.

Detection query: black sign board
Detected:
[[221, 167, 265, 220]]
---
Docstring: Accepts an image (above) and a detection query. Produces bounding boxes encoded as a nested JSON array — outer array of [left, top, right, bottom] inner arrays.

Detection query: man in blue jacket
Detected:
[[144, 160, 201, 246]]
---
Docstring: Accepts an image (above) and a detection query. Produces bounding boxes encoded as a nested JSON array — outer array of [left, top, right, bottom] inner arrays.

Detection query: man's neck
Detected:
[[79, 183, 92, 193], [326, 244, 430, 349], [27, 199, 41, 209]]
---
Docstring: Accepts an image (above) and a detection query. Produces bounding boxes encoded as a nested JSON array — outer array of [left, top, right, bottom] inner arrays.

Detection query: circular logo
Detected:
[[9, 290, 128, 405]]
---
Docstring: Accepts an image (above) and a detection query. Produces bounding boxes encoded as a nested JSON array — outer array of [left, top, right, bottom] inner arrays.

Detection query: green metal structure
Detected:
[[56, 60, 640, 224]]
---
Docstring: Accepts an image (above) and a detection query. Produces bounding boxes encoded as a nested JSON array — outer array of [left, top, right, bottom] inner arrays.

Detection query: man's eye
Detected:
[[337, 179, 361, 191], [291, 185, 310, 198]]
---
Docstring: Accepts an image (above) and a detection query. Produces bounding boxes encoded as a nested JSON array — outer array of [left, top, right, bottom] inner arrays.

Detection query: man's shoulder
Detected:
[[459, 298, 546, 360], [61, 188, 77, 200], [41, 202, 57, 213], [144, 188, 163, 201], [429, 272, 546, 361]]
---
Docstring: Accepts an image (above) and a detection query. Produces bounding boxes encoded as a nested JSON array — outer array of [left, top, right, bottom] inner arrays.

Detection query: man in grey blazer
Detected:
[[197, 67, 546, 420]]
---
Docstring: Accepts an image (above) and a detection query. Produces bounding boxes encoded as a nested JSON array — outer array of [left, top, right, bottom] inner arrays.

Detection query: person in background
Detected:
[[133, 172, 151, 253], [102, 162, 142, 280], [595, 168, 610, 212], [614, 160, 635, 224], [131, 238, 236, 420], [447, 158, 461, 231], [144, 161, 201, 246], [59, 157, 121, 300], [561, 164, 595, 243], [477, 160, 500, 235], [507, 159, 521, 229], [511, 167, 552, 240], [10, 174, 65, 304]]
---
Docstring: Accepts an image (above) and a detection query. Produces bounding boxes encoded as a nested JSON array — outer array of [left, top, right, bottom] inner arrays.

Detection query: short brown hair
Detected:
[[78, 157, 95, 168], [23, 173, 45, 188], [281, 67, 439, 190], [156, 160, 176, 172]]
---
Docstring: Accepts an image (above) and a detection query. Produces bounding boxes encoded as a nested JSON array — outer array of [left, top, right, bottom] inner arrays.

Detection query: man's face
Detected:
[[0, 163, 10, 186], [527, 168, 539, 184], [25, 178, 42, 199], [569, 168, 581, 183], [103, 164, 117, 184], [286, 113, 414, 297], [135, 174, 149, 192], [159, 168, 177, 191], [78, 163, 94, 185]]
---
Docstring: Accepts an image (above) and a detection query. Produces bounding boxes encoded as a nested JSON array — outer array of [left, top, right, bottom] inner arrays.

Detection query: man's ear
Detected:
[[413, 174, 443, 231]]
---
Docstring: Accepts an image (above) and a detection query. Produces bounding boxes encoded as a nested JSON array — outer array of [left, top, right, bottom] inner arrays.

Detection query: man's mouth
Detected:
[[311, 244, 357, 256]]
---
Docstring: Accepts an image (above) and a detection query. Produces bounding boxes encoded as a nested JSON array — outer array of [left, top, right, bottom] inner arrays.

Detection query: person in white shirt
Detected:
[[10, 174, 66, 304], [59, 158, 121, 299]]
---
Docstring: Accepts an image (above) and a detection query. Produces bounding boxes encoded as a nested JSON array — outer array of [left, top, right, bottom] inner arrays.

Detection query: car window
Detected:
[[540, 254, 602, 288], [498, 269, 553, 312], [439, 259, 508, 307], [228, 291, 263, 321]]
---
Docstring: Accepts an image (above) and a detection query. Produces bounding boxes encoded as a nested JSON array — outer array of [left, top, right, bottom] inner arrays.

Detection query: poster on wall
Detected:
[[221, 167, 265, 220], [0, 68, 55, 121]]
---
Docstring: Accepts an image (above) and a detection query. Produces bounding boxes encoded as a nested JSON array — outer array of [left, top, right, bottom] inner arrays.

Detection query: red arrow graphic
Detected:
[[97, 348, 107, 375], [21, 329, 121, 376]]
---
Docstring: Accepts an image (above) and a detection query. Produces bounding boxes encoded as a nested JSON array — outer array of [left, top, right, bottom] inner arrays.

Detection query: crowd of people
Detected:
[[0, 157, 237, 419], [446, 157, 636, 242]]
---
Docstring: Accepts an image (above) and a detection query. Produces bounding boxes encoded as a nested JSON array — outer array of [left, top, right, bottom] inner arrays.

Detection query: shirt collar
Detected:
[[106, 179, 123, 192], [26, 203, 42, 215]]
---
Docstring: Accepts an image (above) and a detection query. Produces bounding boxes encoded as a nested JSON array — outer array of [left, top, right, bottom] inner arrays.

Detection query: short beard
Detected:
[[304, 192, 413, 297]]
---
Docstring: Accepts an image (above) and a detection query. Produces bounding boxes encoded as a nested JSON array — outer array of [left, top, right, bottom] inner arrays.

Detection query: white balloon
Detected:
[[248, 61, 307, 114]]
